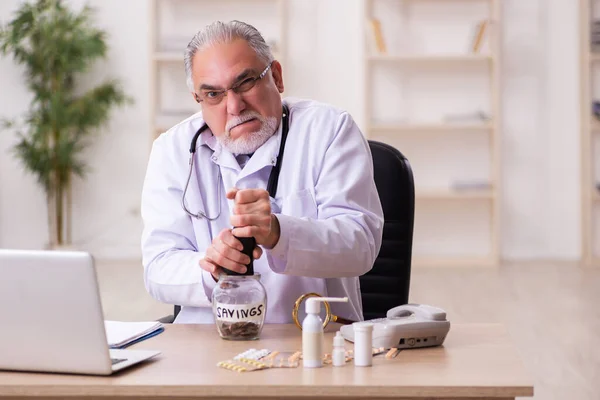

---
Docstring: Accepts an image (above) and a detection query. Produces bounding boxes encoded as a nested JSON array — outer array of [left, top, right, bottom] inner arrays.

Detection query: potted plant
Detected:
[[0, 0, 131, 249]]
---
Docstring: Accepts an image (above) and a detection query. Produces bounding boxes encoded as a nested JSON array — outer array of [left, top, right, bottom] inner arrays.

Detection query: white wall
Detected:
[[500, 0, 580, 260], [0, 0, 582, 261]]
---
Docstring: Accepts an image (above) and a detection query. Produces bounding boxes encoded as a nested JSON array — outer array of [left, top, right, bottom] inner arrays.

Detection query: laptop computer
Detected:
[[0, 249, 161, 375]]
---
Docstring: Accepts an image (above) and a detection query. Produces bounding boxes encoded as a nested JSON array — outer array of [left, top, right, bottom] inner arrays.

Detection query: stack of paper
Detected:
[[104, 320, 164, 349]]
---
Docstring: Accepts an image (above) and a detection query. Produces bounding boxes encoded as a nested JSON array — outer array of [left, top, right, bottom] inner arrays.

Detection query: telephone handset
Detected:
[[387, 303, 447, 321], [339, 303, 451, 350]]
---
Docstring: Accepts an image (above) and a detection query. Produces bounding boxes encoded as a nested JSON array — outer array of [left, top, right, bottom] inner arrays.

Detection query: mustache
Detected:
[[226, 111, 263, 132]]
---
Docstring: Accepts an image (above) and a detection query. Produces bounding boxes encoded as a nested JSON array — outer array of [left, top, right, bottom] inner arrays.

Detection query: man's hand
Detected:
[[227, 188, 281, 249], [199, 228, 263, 281]]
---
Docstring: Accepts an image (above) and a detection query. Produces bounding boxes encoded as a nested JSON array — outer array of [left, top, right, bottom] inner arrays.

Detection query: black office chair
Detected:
[[158, 140, 414, 323], [359, 140, 414, 320]]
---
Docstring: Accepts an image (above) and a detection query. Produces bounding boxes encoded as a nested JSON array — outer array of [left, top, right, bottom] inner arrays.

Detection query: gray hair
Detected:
[[184, 20, 274, 92]]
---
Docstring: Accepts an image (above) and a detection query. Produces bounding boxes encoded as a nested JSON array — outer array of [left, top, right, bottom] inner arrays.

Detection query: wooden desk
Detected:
[[0, 323, 533, 399]]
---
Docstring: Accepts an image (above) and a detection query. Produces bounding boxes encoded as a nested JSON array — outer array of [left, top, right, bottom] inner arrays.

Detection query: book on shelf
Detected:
[[450, 181, 492, 191], [366, 17, 387, 55], [470, 19, 489, 54], [592, 101, 600, 120], [590, 20, 600, 51], [443, 111, 491, 124]]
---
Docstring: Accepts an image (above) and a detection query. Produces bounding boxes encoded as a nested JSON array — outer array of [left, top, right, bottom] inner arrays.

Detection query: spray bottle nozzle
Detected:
[[305, 296, 348, 314]]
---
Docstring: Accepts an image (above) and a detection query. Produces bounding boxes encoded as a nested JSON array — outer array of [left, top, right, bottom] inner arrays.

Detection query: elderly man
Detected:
[[141, 20, 383, 324]]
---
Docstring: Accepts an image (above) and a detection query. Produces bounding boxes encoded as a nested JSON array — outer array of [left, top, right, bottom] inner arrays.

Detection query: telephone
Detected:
[[339, 304, 450, 350]]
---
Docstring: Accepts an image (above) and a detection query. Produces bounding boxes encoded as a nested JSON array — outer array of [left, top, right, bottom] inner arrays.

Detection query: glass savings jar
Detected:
[[211, 242, 267, 340]]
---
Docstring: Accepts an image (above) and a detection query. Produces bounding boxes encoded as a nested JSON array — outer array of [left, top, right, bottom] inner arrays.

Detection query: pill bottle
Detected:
[[353, 322, 374, 367]]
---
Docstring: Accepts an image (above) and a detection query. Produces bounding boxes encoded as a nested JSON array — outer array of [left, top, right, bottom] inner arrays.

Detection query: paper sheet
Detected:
[[104, 320, 164, 349]]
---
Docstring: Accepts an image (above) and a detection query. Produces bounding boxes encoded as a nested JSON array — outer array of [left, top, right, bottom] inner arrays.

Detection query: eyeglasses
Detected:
[[194, 62, 272, 106]]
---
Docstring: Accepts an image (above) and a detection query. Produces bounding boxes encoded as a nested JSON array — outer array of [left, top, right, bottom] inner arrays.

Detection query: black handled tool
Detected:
[[223, 235, 255, 276]]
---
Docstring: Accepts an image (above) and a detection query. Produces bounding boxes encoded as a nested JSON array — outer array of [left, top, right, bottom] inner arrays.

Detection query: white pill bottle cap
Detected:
[[353, 321, 374, 332], [333, 331, 345, 347]]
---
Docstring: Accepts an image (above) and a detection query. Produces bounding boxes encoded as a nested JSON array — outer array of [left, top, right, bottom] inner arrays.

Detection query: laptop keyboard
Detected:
[[111, 358, 127, 365]]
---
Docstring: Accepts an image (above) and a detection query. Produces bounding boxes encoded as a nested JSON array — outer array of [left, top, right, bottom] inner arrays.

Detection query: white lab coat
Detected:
[[141, 98, 384, 324]]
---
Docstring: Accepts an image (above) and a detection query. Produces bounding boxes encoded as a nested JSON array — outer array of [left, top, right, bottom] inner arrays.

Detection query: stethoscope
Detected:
[[181, 105, 290, 220]]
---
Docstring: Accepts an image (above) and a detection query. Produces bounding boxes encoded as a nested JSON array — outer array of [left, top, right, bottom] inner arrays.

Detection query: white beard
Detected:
[[217, 111, 278, 155]]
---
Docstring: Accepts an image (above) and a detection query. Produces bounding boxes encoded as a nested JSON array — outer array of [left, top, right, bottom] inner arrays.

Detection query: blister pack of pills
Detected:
[[260, 350, 302, 368], [233, 348, 271, 361], [218, 348, 302, 372], [216, 357, 269, 372]]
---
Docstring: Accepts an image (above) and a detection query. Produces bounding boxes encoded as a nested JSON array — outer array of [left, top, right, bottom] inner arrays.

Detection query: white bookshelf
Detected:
[[369, 122, 493, 133], [580, 0, 600, 266], [152, 52, 184, 62], [149, 0, 288, 142], [411, 256, 495, 268], [368, 54, 493, 63], [416, 189, 495, 200], [363, 0, 502, 267]]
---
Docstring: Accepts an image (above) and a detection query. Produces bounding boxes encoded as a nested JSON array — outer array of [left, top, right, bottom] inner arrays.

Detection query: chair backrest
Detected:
[[359, 140, 415, 320], [170, 140, 414, 323]]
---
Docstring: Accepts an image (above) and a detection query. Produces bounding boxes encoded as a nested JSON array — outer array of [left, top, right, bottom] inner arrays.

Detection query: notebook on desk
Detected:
[[105, 320, 164, 349], [0, 249, 161, 375]]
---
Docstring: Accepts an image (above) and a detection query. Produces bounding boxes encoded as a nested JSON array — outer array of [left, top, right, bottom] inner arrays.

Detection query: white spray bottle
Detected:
[[302, 296, 348, 368]]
